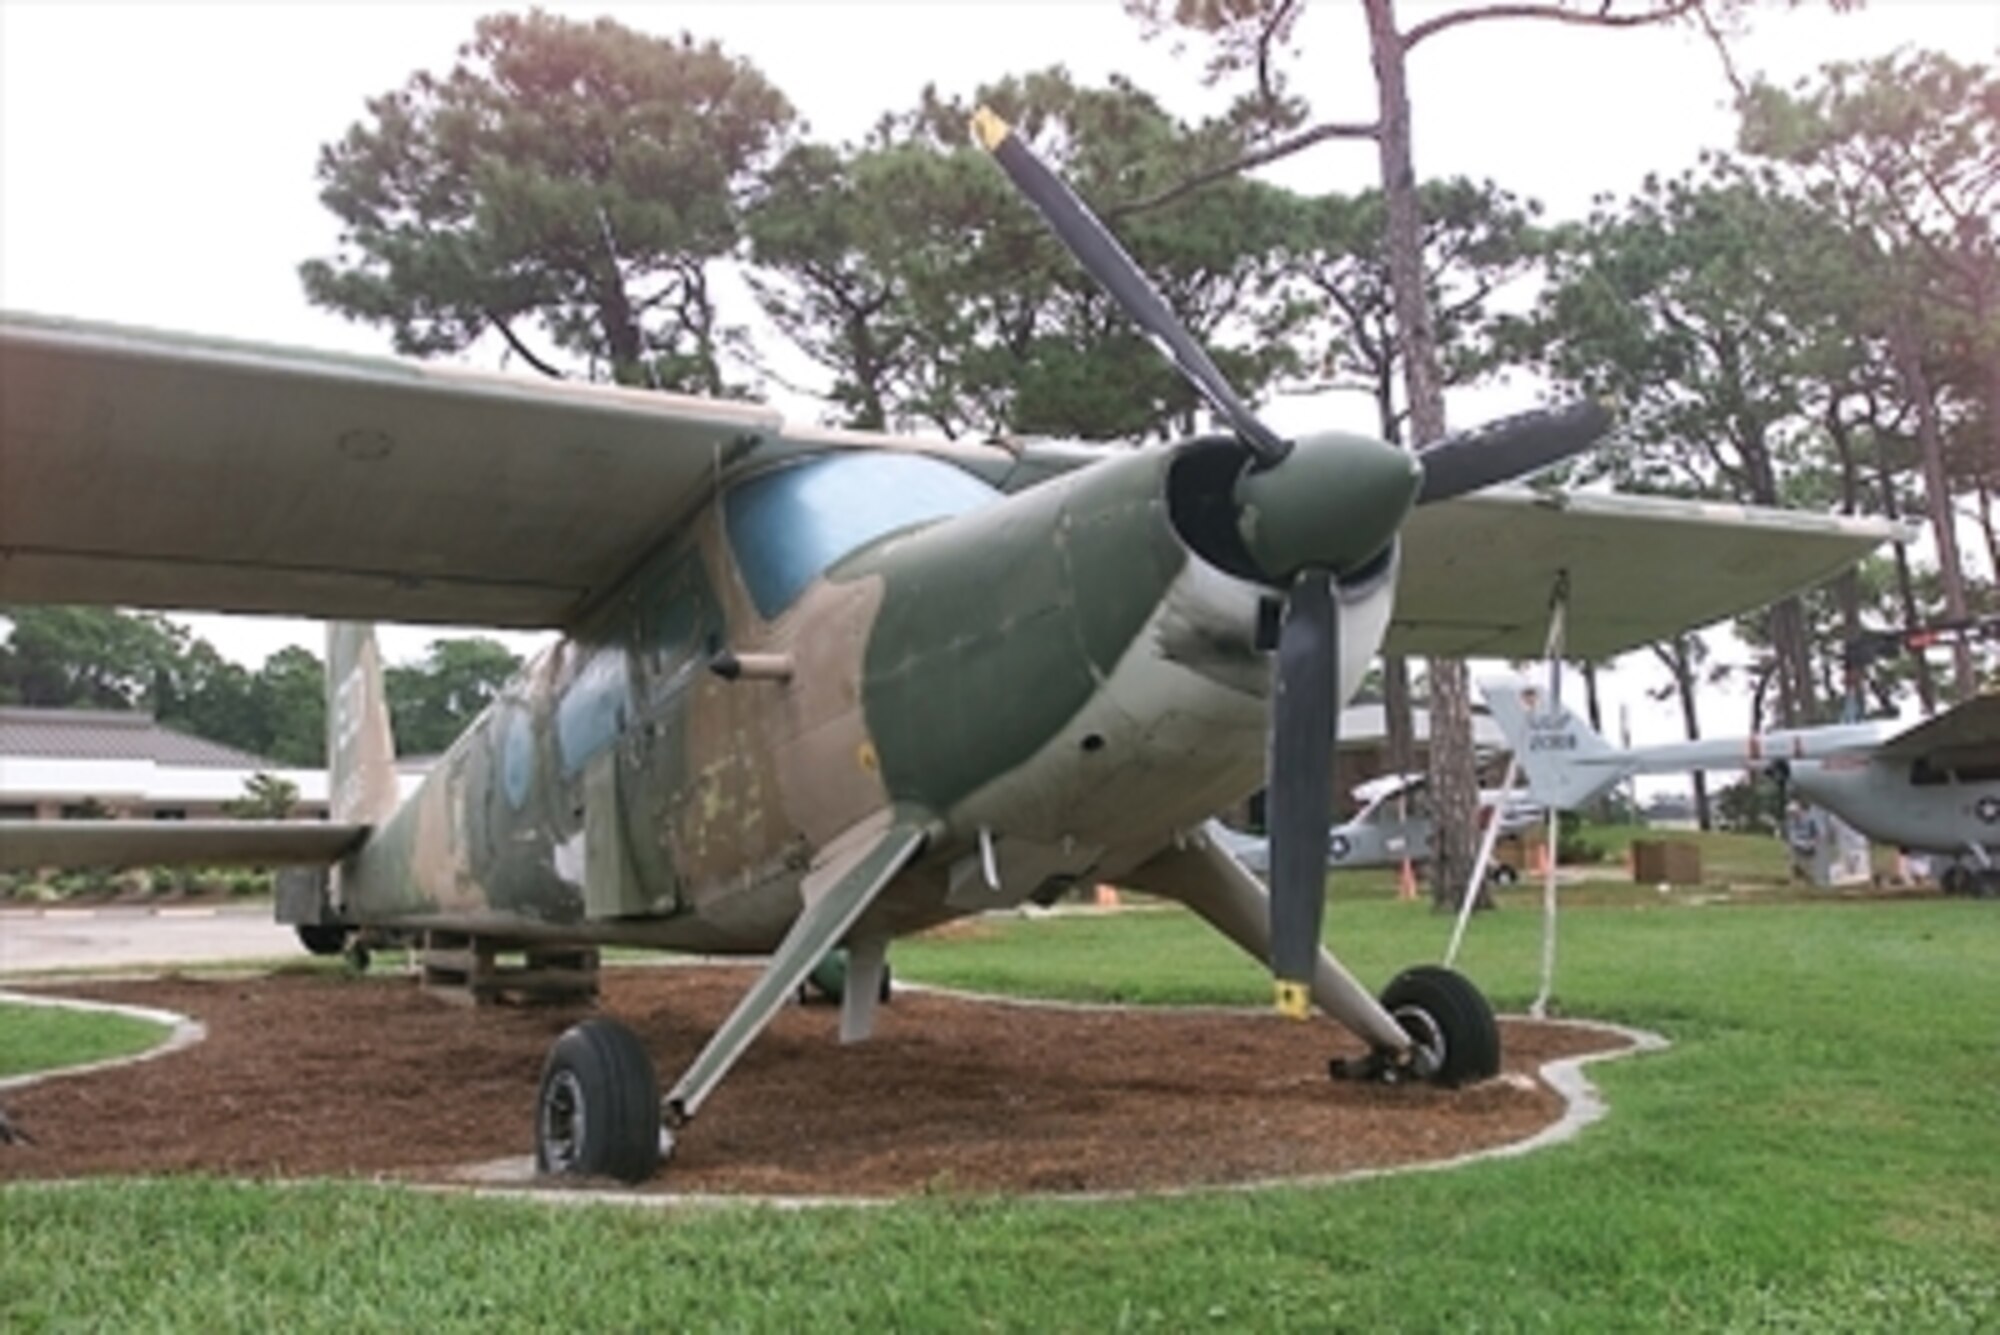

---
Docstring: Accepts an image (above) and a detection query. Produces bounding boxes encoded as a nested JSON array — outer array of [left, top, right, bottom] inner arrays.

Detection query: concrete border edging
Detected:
[[0, 982, 1667, 1211], [441, 1001, 1671, 1211], [0, 990, 207, 1093]]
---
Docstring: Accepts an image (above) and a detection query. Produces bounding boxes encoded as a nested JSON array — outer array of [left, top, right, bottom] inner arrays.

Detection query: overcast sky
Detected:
[[2, 1, 1993, 752]]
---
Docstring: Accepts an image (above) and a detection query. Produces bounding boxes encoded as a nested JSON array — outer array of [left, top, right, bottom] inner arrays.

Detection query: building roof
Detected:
[[0, 707, 275, 768]]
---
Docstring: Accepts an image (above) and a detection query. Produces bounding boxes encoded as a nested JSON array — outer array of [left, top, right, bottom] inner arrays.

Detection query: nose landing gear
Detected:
[[1331, 965, 1501, 1088]]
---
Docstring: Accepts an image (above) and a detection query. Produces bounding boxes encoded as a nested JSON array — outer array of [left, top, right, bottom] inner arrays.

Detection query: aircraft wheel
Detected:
[[1940, 865, 1971, 896], [1490, 863, 1520, 886], [295, 924, 347, 957], [535, 1018, 661, 1184], [1380, 965, 1501, 1088]]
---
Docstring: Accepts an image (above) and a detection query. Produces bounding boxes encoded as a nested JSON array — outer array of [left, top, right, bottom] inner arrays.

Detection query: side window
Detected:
[[554, 647, 630, 779], [725, 454, 998, 619], [1910, 757, 1948, 787], [635, 550, 719, 702]]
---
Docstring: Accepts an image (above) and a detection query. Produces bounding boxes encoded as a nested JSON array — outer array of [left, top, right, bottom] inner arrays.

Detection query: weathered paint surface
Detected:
[[846, 447, 1185, 816], [330, 443, 1323, 955]]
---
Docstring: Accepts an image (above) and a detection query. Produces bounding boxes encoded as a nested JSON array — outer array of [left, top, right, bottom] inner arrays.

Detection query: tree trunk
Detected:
[[1766, 597, 1816, 726], [1382, 656, 1416, 779], [1824, 407, 1867, 715], [1871, 435, 1938, 713], [1890, 312, 1977, 699], [1675, 661, 1712, 833], [1362, 0, 1481, 910]]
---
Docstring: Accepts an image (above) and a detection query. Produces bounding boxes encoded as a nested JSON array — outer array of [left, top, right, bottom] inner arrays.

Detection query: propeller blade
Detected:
[[971, 106, 1289, 467], [1415, 401, 1613, 505], [1267, 570, 1338, 1018]]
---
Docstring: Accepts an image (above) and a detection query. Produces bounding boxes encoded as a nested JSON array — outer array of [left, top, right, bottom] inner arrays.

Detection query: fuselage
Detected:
[[340, 442, 1395, 950], [1789, 755, 2000, 858]]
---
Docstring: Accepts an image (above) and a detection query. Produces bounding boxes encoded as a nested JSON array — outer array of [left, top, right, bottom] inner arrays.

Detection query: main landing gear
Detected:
[[1329, 965, 1501, 1088], [534, 1017, 662, 1184]]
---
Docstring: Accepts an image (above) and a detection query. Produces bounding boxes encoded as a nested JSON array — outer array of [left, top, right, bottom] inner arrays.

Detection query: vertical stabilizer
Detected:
[[327, 622, 400, 826], [1479, 675, 1630, 811]]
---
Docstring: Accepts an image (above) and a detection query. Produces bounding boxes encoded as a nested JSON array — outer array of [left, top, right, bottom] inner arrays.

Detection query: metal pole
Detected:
[[1444, 571, 1569, 974]]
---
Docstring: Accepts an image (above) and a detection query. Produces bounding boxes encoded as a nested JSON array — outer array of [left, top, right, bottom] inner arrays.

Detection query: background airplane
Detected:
[[1482, 677, 2000, 897], [1217, 772, 1540, 880], [0, 113, 1904, 1183]]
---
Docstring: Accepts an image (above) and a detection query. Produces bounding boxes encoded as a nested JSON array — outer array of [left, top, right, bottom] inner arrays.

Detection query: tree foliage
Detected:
[[750, 68, 1303, 441], [302, 11, 794, 392], [0, 608, 520, 766], [385, 637, 523, 757]]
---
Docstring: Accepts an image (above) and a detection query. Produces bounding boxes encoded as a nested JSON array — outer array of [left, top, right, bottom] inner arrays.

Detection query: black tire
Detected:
[[535, 1018, 661, 1184], [1941, 865, 1971, 897], [295, 924, 347, 957], [1380, 965, 1501, 1088], [1490, 863, 1520, 886]]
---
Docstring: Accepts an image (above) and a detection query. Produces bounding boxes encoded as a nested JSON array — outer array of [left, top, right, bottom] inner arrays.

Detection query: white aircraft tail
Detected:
[[326, 622, 401, 826], [1480, 676, 1631, 812]]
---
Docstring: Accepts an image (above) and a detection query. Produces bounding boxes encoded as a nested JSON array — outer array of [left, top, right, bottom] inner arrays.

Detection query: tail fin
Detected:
[[327, 622, 400, 826], [1479, 675, 1630, 811]]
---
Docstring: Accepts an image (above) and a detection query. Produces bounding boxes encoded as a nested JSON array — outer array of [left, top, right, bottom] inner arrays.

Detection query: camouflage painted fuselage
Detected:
[[337, 442, 1394, 951]]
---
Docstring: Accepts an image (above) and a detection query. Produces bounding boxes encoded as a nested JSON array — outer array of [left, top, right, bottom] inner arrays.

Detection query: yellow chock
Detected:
[[1273, 980, 1311, 1020]]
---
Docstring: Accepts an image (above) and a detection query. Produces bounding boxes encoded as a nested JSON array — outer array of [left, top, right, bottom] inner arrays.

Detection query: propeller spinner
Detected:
[[972, 106, 1607, 1017]]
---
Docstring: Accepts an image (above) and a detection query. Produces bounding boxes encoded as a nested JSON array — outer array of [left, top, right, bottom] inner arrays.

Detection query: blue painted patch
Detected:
[[725, 454, 998, 619], [555, 650, 630, 777], [501, 706, 535, 811]]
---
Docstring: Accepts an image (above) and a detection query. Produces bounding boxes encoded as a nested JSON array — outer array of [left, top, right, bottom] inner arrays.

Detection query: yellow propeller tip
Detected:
[[1273, 981, 1311, 1020], [970, 105, 1011, 152]]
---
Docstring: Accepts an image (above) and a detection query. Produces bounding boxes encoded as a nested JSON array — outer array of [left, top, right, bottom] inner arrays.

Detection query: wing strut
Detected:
[[1444, 570, 1570, 1013], [660, 807, 930, 1138]]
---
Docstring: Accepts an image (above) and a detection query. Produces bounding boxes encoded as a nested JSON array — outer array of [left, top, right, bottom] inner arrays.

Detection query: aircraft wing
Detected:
[[1351, 771, 1425, 804], [1390, 487, 1907, 659], [1874, 695, 2000, 765], [0, 312, 1062, 630], [0, 819, 367, 870]]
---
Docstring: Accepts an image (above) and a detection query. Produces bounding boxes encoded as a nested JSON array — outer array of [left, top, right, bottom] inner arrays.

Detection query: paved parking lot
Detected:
[[0, 904, 298, 974]]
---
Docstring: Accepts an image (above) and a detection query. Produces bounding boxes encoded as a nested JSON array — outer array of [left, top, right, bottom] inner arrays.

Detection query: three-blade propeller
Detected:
[[973, 107, 1608, 1017]]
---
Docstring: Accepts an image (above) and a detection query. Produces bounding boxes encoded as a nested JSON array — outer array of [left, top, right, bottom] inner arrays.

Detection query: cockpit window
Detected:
[[724, 454, 999, 618]]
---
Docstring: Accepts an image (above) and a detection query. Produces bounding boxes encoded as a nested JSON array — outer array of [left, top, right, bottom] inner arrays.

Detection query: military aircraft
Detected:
[[1482, 676, 2000, 896], [0, 109, 1902, 1183], [1217, 772, 1540, 880]]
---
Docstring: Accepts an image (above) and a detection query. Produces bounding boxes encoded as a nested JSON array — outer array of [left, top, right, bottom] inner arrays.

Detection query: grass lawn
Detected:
[[0, 1001, 169, 1079], [4, 886, 1996, 1331]]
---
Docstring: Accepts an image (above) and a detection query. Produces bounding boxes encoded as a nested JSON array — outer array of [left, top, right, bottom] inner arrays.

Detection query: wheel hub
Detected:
[[539, 1069, 587, 1173], [1392, 1004, 1447, 1080]]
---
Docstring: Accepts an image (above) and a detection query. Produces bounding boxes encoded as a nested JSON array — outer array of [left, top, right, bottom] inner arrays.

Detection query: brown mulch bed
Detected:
[[0, 968, 1628, 1197]]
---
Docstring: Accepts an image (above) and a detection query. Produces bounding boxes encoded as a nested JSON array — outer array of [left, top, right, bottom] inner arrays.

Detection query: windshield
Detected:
[[724, 453, 1000, 619]]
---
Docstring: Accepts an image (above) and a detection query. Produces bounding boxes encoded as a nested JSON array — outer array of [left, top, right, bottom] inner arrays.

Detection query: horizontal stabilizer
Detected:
[[0, 820, 367, 871], [1479, 677, 1630, 812]]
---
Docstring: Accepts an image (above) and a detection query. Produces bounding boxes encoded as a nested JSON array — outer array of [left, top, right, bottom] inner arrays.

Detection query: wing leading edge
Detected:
[[0, 820, 367, 871], [1875, 695, 2000, 764], [0, 312, 1056, 630], [3, 313, 1902, 649], [1391, 487, 1909, 660]]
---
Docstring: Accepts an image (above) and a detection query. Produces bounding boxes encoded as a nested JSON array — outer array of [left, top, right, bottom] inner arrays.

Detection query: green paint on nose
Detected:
[[1232, 431, 1422, 582]]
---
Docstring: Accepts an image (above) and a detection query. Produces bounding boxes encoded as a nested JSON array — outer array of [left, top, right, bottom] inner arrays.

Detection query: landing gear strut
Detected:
[[1330, 965, 1501, 1087]]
